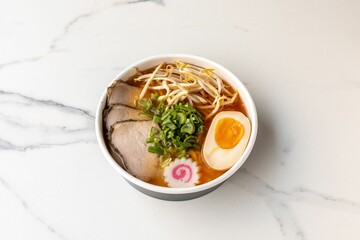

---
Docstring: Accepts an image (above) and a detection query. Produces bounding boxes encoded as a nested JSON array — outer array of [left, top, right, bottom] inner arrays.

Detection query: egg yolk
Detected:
[[215, 118, 244, 149]]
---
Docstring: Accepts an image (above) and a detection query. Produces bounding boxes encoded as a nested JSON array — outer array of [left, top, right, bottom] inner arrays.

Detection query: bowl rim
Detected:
[[95, 53, 258, 195]]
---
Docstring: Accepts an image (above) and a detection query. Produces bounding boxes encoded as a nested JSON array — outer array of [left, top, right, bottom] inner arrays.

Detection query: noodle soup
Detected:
[[102, 61, 251, 188]]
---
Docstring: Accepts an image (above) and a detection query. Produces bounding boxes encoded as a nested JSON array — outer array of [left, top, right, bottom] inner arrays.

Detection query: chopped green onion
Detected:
[[139, 96, 204, 167], [150, 127, 159, 137], [147, 145, 165, 155], [160, 157, 172, 168], [153, 116, 161, 123], [138, 99, 152, 110], [181, 122, 195, 134], [177, 112, 186, 124]]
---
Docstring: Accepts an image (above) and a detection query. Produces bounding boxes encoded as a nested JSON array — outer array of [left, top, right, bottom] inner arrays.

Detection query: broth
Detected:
[[124, 66, 248, 187]]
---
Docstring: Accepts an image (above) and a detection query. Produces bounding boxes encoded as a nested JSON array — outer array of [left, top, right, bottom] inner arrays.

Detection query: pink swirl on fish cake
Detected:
[[172, 164, 193, 183], [164, 158, 199, 188]]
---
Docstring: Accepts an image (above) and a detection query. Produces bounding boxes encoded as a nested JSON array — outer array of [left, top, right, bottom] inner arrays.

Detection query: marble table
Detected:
[[1, 0, 359, 239]]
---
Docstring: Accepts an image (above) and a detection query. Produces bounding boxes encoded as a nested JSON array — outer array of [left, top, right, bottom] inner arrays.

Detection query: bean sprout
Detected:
[[135, 62, 238, 120]]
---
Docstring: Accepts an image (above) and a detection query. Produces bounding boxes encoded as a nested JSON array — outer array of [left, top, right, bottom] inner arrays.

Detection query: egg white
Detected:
[[202, 111, 251, 170]]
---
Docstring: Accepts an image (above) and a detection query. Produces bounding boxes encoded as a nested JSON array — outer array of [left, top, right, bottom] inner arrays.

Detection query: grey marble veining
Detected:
[[0, 89, 95, 151], [0, 0, 359, 239], [0, 176, 67, 240]]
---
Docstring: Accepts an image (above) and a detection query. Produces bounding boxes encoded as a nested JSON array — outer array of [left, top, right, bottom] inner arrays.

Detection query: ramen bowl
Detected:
[[95, 54, 258, 201]]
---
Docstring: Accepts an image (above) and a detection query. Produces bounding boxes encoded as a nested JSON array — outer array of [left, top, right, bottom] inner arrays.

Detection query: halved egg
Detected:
[[202, 111, 251, 170]]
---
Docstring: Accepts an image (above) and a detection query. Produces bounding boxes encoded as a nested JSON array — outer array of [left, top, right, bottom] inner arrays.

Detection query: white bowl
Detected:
[[95, 54, 258, 201]]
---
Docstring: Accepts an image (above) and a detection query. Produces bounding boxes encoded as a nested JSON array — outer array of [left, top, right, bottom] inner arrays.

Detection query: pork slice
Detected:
[[107, 81, 143, 108], [108, 144, 127, 170], [104, 104, 149, 131], [109, 120, 159, 181]]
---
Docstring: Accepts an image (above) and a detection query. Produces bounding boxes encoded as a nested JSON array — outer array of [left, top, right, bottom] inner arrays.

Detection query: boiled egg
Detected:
[[202, 111, 251, 170]]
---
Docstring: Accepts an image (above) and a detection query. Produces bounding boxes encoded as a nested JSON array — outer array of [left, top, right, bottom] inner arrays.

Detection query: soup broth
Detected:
[[124, 66, 248, 187]]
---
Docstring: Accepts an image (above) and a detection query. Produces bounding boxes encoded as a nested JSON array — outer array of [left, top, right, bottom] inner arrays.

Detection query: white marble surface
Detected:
[[1, 0, 360, 239]]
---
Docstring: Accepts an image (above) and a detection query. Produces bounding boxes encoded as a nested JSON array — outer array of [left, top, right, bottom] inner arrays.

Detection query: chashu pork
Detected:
[[107, 80, 149, 108], [104, 104, 149, 131], [109, 120, 159, 181], [108, 144, 127, 170]]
